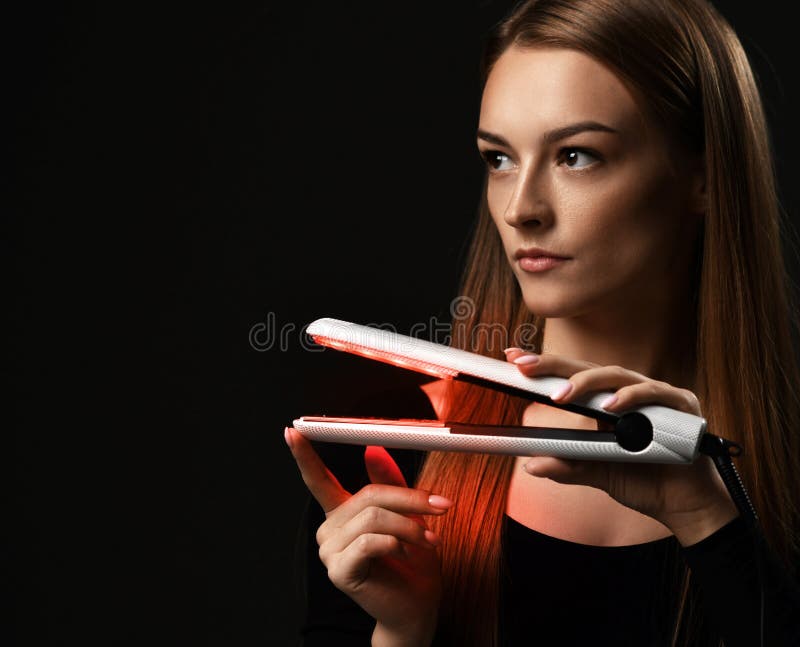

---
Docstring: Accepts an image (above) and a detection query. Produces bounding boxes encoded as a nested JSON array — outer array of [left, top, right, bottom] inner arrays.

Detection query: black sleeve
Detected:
[[680, 515, 800, 646], [296, 385, 434, 646]]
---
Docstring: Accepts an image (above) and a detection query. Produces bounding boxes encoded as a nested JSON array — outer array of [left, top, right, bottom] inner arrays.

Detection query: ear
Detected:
[[688, 154, 706, 216]]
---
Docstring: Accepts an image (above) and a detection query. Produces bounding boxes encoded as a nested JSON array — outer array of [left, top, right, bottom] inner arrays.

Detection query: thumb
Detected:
[[365, 446, 427, 529], [364, 445, 408, 487], [524, 456, 608, 491]]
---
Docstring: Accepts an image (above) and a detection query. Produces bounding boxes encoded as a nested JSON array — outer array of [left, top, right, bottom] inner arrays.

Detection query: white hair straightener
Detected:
[[297, 318, 711, 461], [292, 317, 757, 525]]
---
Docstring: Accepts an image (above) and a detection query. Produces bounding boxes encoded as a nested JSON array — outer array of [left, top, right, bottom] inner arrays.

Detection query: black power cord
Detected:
[[698, 432, 766, 647]]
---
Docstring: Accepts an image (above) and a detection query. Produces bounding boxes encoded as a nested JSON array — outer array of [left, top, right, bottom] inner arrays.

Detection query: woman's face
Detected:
[[478, 46, 703, 318]]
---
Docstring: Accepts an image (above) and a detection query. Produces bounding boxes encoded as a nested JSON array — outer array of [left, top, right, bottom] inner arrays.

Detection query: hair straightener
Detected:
[[293, 318, 757, 522]]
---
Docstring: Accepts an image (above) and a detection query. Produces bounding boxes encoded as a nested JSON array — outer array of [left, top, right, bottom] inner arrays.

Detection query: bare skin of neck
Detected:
[[507, 286, 697, 545]]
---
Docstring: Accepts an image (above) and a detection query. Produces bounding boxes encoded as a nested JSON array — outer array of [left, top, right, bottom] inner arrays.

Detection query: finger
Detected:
[[326, 533, 407, 592], [285, 426, 350, 513], [364, 446, 408, 488], [522, 456, 610, 491], [363, 445, 429, 527], [503, 347, 534, 364], [600, 382, 702, 416], [319, 506, 439, 563], [320, 483, 453, 541], [506, 349, 599, 378], [545, 365, 650, 404]]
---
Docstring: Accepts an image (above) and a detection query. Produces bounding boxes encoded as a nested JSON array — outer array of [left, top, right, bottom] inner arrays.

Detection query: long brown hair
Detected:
[[415, 1, 800, 645]]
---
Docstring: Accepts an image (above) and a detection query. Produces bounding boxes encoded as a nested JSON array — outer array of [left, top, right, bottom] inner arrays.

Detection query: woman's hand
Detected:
[[504, 349, 739, 546], [285, 427, 451, 646]]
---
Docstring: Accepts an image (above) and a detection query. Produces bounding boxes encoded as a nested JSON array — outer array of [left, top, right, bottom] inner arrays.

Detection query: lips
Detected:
[[514, 246, 571, 260]]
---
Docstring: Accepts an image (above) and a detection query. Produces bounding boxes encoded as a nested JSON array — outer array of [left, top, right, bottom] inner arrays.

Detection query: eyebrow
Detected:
[[476, 121, 619, 147]]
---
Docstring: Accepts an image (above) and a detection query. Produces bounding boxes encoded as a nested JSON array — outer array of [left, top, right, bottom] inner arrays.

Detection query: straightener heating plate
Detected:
[[292, 416, 631, 461], [293, 318, 708, 463]]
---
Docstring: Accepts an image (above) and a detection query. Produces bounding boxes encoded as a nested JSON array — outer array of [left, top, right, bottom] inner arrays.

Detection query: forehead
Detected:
[[480, 45, 645, 137]]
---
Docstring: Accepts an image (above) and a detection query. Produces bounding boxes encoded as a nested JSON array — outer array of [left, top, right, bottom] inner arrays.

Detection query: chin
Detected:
[[519, 292, 576, 319], [517, 274, 599, 315]]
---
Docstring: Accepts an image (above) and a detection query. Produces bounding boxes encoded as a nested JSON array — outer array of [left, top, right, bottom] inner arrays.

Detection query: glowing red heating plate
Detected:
[[310, 335, 458, 379], [301, 416, 445, 426]]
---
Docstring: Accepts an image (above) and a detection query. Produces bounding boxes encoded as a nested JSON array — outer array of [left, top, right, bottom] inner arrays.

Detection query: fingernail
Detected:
[[600, 394, 618, 410], [513, 354, 540, 365], [503, 347, 522, 354], [424, 529, 442, 546], [550, 382, 573, 400], [428, 494, 454, 509], [284, 426, 292, 447], [523, 461, 538, 474]]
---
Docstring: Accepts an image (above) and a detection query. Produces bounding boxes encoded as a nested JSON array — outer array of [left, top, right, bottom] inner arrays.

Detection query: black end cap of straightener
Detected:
[[614, 412, 653, 452]]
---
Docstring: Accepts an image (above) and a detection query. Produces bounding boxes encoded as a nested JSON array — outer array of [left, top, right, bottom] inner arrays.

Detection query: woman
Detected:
[[285, 0, 800, 644]]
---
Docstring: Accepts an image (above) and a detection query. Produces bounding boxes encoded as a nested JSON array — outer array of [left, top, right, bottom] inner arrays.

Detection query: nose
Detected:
[[502, 162, 554, 229]]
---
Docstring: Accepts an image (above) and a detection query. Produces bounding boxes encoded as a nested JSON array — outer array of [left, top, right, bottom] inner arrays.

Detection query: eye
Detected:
[[479, 149, 514, 172], [558, 147, 599, 169]]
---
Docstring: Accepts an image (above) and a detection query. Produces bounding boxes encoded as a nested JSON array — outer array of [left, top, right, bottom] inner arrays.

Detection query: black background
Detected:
[[9, 1, 799, 645]]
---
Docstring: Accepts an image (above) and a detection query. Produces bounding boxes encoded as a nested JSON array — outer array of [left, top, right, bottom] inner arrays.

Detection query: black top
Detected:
[[499, 515, 683, 645], [296, 385, 800, 646]]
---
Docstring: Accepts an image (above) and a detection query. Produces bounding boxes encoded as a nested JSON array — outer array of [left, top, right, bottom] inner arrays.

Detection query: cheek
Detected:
[[486, 181, 510, 223], [568, 163, 688, 264], [486, 183, 515, 249]]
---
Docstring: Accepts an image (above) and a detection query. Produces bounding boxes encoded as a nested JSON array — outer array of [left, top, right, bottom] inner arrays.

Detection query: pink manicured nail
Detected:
[[503, 347, 522, 354], [284, 426, 292, 447], [513, 354, 540, 365], [428, 494, 455, 509], [550, 382, 573, 400], [600, 395, 618, 410]]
